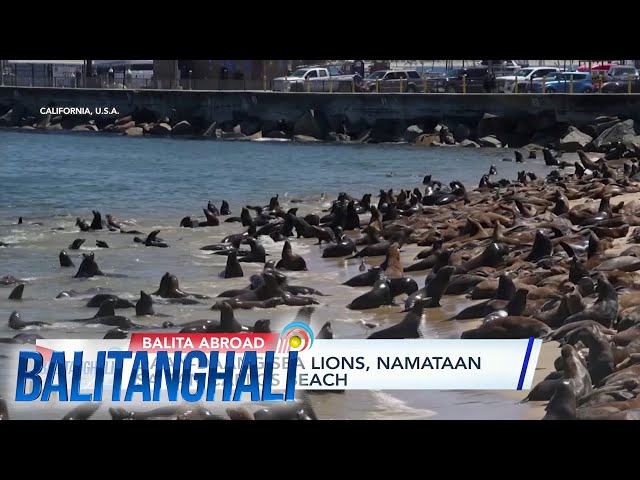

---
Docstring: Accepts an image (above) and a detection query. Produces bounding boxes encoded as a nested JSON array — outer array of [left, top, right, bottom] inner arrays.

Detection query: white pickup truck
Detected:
[[272, 65, 360, 92]]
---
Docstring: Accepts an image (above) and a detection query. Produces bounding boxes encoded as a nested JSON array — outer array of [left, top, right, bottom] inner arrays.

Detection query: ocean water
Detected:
[[0, 129, 553, 420]]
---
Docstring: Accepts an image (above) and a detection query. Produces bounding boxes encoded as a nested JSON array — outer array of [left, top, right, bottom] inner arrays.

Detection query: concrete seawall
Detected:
[[2, 87, 640, 149], [2, 86, 640, 126]]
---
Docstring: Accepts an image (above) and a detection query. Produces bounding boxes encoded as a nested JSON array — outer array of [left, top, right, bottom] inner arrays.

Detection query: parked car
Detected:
[[362, 69, 425, 93], [430, 67, 491, 93], [271, 65, 360, 92], [529, 72, 594, 93], [600, 78, 640, 93], [605, 65, 638, 81], [496, 66, 560, 92]]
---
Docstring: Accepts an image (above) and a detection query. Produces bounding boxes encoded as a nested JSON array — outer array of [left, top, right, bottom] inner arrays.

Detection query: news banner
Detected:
[[11, 322, 542, 403]]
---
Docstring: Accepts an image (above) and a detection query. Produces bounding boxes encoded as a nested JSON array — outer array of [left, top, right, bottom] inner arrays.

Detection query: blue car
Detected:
[[530, 71, 594, 93]]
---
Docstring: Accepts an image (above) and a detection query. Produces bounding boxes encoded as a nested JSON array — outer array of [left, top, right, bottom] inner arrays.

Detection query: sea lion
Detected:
[[152, 272, 210, 299], [201, 208, 220, 227], [180, 301, 247, 333], [444, 274, 486, 295], [542, 380, 576, 420], [369, 299, 429, 339], [565, 327, 614, 386], [86, 294, 134, 308], [388, 277, 419, 298], [0, 333, 43, 344], [460, 316, 551, 339], [144, 230, 169, 248], [9, 284, 24, 300], [343, 267, 384, 287], [347, 277, 394, 310], [104, 328, 129, 339], [383, 243, 403, 279], [8, 311, 51, 330], [322, 227, 357, 257], [69, 238, 85, 250], [451, 274, 516, 320], [59, 250, 74, 267], [237, 238, 267, 263], [211, 297, 284, 310], [90, 210, 103, 230], [404, 266, 455, 310], [317, 321, 333, 339], [220, 250, 244, 278], [136, 291, 159, 316], [220, 200, 231, 215], [73, 253, 104, 278], [96, 240, 109, 248], [276, 241, 308, 271], [562, 273, 618, 328], [455, 243, 508, 274], [525, 230, 552, 262], [62, 403, 101, 420], [543, 148, 560, 166]]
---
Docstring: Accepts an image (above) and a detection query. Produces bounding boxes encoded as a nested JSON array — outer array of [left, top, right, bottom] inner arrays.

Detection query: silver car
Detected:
[[362, 69, 425, 93]]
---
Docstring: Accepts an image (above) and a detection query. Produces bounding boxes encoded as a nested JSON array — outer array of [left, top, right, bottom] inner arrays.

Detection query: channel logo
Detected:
[[277, 322, 314, 353]]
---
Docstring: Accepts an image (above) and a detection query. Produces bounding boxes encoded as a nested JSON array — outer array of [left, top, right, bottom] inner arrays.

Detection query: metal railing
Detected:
[[0, 73, 636, 94]]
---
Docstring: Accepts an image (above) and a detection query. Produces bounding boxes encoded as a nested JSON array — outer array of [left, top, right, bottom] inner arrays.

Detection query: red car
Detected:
[[577, 63, 618, 73]]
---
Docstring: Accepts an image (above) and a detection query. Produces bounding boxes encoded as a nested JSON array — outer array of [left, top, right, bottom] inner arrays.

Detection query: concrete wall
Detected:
[[1, 86, 640, 130]]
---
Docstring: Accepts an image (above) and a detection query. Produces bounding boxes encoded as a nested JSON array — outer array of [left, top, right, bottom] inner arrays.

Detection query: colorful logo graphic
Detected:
[[277, 322, 314, 353]]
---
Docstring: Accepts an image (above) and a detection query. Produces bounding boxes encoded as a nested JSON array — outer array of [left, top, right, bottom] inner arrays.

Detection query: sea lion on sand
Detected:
[[564, 326, 614, 386], [382, 243, 403, 279], [460, 316, 551, 339], [404, 266, 455, 310], [542, 380, 576, 420], [74, 253, 104, 278], [369, 299, 429, 339], [8, 284, 24, 300], [562, 273, 618, 328], [59, 250, 74, 267], [388, 278, 419, 298], [322, 227, 357, 258], [343, 267, 384, 287], [8, 311, 51, 330], [220, 251, 244, 278], [276, 241, 308, 271], [347, 278, 394, 310]]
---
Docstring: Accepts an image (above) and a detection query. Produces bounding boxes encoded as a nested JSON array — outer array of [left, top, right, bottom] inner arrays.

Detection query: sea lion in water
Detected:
[[220, 250, 244, 278], [347, 277, 394, 310], [9, 284, 24, 300], [369, 299, 429, 339], [144, 230, 169, 248], [96, 240, 109, 248], [85, 294, 133, 309], [180, 302, 247, 333], [59, 250, 74, 267], [317, 321, 333, 339], [237, 238, 267, 263], [276, 241, 308, 271], [74, 253, 104, 278], [136, 291, 156, 316], [211, 297, 284, 310], [8, 311, 51, 330], [62, 403, 101, 420], [152, 272, 210, 299], [220, 200, 231, 215], [69, 238, 85, 250], [89, 210, 103, 230], [104, 328, 129, 339]]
